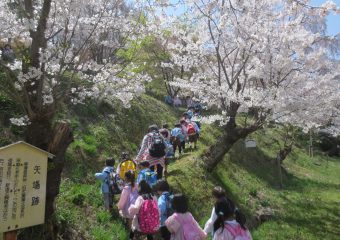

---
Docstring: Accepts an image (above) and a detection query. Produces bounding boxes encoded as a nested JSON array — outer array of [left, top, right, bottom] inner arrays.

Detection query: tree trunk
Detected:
[[46, 122, 73, 218], [276, 154, 283, 189], [25, 120, 73, 239], [204, 124, 259, 171], [25, 115, 53, 150], [276, 145, 292, 189], [278, 145, 292, 164]]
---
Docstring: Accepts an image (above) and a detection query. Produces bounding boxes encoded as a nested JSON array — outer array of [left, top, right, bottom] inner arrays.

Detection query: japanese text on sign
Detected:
[[0, 142, 49, 232]]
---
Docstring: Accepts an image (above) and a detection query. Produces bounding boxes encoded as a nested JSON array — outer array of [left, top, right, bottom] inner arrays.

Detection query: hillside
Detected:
[[1, 93, 339, 240], [56, 94, 340, 240], [167, 126, 340, 239]]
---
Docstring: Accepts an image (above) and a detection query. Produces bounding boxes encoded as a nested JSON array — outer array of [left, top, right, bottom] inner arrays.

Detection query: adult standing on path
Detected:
[[135, 125, 166, 179]]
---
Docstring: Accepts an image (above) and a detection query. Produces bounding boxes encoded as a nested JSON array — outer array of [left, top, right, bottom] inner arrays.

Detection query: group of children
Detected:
[[167, 106, 202, 155], [95, 106, 252, 239], [96, 159, 251, 240]]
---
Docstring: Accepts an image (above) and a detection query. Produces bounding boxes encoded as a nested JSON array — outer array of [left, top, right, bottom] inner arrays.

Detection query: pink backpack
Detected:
[[138, 194, 160, 234], [174, 213, 203, 240], [224, 223, 251, 240]]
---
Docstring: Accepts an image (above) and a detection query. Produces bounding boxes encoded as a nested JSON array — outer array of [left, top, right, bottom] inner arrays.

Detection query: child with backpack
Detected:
[[160, 124, 171, 140], [128, 180, 159, 240], [191, 109, 202, 129], [182, 120, 200, 149], [170, 123, 185, 157], [156, 180, 173, 240], [213, 199, 252, 240], [181, 112, 190, 121], [94, 157, 116, 212], [135, 125, 166, 179], [187, 106, 194, 119], [165, 194, 207, 240], [117, 151, 137, 180], [137, 161, 158, 188], [160, 124, 174, 157], [204, 186, 228, 235], [117, 171, 139, 227]]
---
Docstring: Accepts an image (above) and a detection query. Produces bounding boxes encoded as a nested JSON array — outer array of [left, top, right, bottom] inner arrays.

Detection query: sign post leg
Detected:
[[3, 231, 17, 240]]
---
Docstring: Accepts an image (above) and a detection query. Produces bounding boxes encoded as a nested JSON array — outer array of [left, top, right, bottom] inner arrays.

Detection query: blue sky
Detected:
[[167, 0, 339, 36], [311, 0, 340, 35]]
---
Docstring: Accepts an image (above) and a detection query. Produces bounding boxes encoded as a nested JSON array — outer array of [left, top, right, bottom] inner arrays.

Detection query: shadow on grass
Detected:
[[222, 140, 340, 192], [278, 195, 340, 239], [211, 140, 340, 237]]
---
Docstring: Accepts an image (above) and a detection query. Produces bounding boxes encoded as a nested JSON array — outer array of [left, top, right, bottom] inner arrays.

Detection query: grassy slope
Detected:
[[54, 94, 179, 240], [56, 94, 340, 240], [1, 89, 339, 240], [167, 126, 340, 240]]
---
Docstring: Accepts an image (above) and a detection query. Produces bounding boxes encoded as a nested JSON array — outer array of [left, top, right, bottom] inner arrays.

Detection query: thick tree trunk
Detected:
[[25, 115, 53, 150], [204, 100, 262, 170], [278, 145, 292, 164], [25, 119, 73, 239], [204, 124, 259, 171], [46, 122, 73, 218]]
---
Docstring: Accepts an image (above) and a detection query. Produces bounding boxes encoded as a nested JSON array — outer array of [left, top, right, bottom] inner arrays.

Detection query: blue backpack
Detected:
[[104, 169, 122, 195], [139, 169, 157, 187]]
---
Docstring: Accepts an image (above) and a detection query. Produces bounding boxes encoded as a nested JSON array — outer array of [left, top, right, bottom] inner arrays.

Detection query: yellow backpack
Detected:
[[118, 159, 137, 179]]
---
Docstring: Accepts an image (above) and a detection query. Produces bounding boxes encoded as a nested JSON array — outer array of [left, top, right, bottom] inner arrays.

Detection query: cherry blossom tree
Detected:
[[157, 0, 340, 170], [0, 0, 152, 231]]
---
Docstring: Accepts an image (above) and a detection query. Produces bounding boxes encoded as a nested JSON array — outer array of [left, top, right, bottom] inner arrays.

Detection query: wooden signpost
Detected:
[[0, 142, 52, 240]]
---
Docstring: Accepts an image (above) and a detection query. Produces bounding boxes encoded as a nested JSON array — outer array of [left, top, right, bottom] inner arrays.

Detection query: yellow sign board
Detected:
[[0, 142, 52, 232]]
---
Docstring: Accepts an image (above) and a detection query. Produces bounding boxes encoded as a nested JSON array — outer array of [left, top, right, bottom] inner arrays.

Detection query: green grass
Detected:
[[63, 94, 179, 180], [54, 94, 180, 238], [51, 93, 340, 240], [167, 126, 340, 240], [55, 180, 128, 240]]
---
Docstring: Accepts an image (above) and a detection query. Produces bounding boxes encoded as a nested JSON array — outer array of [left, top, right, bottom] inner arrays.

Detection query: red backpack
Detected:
[[138, 194, 160, 234], [187, 123, 196, 135]]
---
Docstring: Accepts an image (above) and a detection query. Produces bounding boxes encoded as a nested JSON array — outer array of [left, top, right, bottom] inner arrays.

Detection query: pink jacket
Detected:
[[165, 212, 207, 240], [117, 184, 138, 219]]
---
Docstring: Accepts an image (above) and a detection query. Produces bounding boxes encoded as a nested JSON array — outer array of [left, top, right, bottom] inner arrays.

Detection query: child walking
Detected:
[[204, 186, 227, 234], [128, 180, 159, 240], [94, 157, 115, 212], [170, 123, 185, 157], [165, 194, 206, 240], [212, 199, 252, 240], [156, 180, 172, 240], [117, 171, 138, 229]]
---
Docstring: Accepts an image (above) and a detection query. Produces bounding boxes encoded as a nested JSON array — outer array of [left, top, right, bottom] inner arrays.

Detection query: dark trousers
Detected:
[[173, 140, 186, 154], [180, 141, 185, 152], [150, 164, 163, 179], [160, 226, 171, 240]]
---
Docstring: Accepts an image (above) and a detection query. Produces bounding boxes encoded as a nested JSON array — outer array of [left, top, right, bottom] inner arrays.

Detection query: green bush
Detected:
[[91, 226, 112, 240], [83, 134, 97, 145], [72, 193, 85, 206], [96, 211, 111, 224]]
